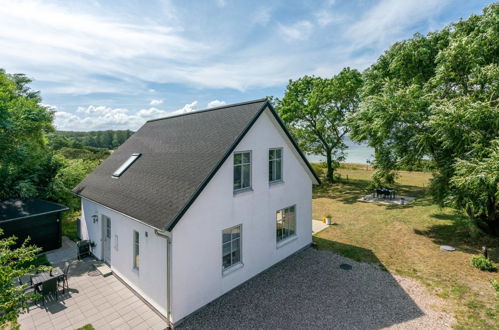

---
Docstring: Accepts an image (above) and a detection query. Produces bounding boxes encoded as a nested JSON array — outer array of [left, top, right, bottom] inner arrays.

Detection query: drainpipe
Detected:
[[155, 229, 172, 329]]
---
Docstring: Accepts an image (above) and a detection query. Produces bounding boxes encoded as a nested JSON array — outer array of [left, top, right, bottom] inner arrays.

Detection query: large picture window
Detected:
[[269, 148, 282, 183], [222, 225, 241, 270], [276, 206, 296, 242], [233, 151, 251, 192], [133, 231, 140, 270]]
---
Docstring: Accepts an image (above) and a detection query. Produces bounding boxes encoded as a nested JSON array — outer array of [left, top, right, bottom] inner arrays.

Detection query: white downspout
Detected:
[[155, 229, 172, 329]]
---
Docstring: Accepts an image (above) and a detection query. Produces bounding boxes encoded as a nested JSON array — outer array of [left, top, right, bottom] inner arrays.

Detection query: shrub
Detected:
[[471, 256, 497, 272], [491, 279, 499, 295]]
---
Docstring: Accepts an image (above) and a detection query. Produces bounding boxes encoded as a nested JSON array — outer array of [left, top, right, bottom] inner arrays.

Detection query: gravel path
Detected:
[[178, 248, 454, 329]]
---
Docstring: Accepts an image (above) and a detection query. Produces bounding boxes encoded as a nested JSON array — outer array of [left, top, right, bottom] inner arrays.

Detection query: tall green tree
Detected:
[[0, 69, 62, 199], [276, 68, 363, 183], [449, 141, 498, 233], [47, 157, 99, 210], [0, 229, 44, 327], [350, 3, 499, 234]]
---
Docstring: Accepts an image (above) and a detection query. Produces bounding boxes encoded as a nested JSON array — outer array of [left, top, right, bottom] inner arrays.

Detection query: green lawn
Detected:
[[313, 164, 499, 329], [61, 210, 80, 241]]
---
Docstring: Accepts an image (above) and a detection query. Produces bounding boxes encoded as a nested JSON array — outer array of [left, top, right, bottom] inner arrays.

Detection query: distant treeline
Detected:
[[54, 130, 134, 149], [47, 130, 134, 161]]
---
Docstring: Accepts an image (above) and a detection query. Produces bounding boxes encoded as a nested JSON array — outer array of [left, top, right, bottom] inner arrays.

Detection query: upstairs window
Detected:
[[269, 148, 283, 183], [233, 151, 251, 192], [113, 153, 141, 178]]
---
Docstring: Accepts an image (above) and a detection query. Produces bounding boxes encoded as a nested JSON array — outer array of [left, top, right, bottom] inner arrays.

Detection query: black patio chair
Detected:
[[17, 275, 32, 286], [17, 276, 36, 312], [37, 277, 58, 305], [58, 262, 70, 293], [23, 285, 37, 312], [389, 189, 396, 200]]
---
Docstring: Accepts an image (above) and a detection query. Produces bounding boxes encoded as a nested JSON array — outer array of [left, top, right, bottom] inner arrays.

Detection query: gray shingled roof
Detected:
[[73, 99, 319, 231]]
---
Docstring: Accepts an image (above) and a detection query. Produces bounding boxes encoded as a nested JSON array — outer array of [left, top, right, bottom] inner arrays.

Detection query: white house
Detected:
[[74, 98, 320, 327]]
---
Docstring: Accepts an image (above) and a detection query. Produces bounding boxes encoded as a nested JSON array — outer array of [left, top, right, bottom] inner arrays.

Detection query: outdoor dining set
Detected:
[[18, 261, 71, 309], [373, 187, 396, 200]]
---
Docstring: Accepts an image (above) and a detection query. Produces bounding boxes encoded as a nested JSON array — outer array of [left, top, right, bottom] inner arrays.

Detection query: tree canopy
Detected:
[[0, 70, 62, 199], [0, 69, 113, 206], [276, 68, 363, 183], [350, 3, 499, 234]]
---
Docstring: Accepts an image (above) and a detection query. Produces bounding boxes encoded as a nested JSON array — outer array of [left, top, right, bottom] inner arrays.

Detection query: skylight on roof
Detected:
[[112, 153, 141, 178]]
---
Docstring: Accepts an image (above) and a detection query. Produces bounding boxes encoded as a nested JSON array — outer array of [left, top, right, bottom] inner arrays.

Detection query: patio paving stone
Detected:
[[18, 258, 167, 330]]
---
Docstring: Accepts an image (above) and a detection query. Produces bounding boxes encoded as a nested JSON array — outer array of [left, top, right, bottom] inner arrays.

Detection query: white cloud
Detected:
[[278, 21, 314, 41], [207, 100, 226, 108], [169, 101, 198, 116], [150, 99, 164, 106], [53, 101, 199, 131], [76, 105, 128, 115], [314, 10, 343, 27], [0, 0, 454, 98], [0, 0, 211, 94], [346, 0, 450, 49], [136, 107, 168, 118]]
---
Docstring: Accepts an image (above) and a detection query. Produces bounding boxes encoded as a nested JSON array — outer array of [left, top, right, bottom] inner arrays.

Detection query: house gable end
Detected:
[[167, 101, 320, 231]]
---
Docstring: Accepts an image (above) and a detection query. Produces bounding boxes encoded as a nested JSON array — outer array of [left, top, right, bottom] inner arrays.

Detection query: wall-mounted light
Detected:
[[92, 215, 99, 223]]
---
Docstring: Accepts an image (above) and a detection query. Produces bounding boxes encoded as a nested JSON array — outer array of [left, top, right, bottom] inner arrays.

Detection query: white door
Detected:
[[102, 215, 111, 264]]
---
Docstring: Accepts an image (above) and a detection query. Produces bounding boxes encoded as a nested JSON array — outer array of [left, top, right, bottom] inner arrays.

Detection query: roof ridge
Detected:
[[146, 98, 268, 123]]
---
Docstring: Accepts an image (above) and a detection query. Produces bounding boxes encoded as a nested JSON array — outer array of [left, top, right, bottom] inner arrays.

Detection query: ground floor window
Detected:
[[276, 205, 296, 242], [133, 230, 140, 270], [222, 225, 241, 270]]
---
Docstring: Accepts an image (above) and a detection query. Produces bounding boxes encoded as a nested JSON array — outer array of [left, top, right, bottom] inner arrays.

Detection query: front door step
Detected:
[[93, 261, 113, 277]]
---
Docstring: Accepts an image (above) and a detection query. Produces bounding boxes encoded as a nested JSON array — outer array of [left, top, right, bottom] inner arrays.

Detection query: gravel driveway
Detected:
[[178, 248, 454, 329]]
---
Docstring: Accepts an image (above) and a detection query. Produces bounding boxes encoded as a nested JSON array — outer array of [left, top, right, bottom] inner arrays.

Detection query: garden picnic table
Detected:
[[31, 267, 63, 286], [373, 188, 396, 200]]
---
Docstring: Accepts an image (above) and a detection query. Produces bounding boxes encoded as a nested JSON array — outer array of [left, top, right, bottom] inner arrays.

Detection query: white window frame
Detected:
[[133, 230, 140, 270], [112, 153, 141, 178], [276, 205, 297, 244], [269, 148, 283, 184], [222, 224, 243, 274], [233, 151, 252, 193]]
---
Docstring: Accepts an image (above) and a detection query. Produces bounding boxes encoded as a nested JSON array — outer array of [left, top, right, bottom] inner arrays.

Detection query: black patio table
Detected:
[[31, 267, 63, 287]]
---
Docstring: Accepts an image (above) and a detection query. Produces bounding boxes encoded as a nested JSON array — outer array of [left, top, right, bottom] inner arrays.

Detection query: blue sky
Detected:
[[0, 0, 493, 131]]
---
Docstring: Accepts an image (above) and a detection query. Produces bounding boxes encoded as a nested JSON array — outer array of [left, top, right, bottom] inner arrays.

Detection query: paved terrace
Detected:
[[18, 260, 166, 330]]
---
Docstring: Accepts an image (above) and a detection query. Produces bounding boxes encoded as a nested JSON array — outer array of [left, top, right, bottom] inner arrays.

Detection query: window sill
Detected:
[[276, 235, 298, 249], [222, 262, 244, 277], [269, 180, 284, 187], [233, 187, 253, 196]]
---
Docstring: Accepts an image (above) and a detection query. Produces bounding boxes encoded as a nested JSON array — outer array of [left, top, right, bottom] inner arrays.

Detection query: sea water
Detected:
[[307, 135, 374, 165]]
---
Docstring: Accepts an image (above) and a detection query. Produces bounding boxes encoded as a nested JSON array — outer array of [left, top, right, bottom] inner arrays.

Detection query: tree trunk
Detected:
[[326, 150, 334, 184], [486, 195, 498, 236]]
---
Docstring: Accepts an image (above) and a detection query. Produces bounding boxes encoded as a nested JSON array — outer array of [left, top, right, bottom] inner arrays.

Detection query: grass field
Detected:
[[313, 163, 499, 329], [61, 210, 80, 241]]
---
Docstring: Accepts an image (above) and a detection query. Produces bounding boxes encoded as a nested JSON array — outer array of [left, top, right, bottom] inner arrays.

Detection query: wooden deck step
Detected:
[[93, 261, 113, 277]]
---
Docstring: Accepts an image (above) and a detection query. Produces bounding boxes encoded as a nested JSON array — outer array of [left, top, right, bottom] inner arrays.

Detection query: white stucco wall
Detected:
[[80, 198, 168, 316], [170, 108, 314, 324]]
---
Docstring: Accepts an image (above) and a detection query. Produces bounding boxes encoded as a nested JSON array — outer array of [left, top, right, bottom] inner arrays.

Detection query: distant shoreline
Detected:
[[306, 136, 374, 165]]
